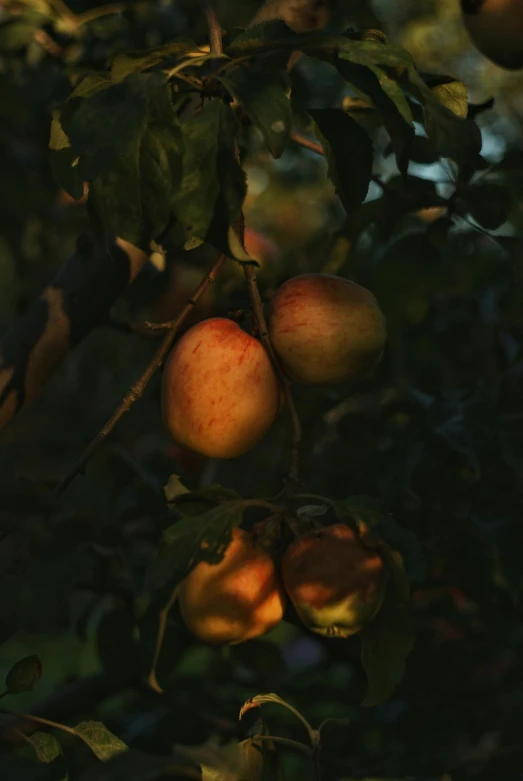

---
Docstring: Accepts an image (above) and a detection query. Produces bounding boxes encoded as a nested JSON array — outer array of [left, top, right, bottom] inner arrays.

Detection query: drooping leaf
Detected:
[[360, 589, 416, 707], [110, 39, 199, 82], [335, 59, 414, 173], [146, 500, 246, 591], [309, 108, 373, 213], [372, 234, 447, 324], [6, 655, 42, 694], [460, 182, 512, 230], [75, 749, 199, 781], [219, 64, 292, 158], [74, 722, 128, 761], [334, 494, 426, 584], [227, 20, 299, 56], [28, 733, 63, 764], [428, 76, 469, 119]]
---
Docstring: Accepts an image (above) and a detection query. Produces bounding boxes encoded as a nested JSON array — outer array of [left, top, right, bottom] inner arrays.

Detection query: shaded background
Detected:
[[1, 0, 523, 779]]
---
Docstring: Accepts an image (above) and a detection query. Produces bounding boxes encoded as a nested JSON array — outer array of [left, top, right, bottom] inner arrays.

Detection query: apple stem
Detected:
[[52, 253, 227, 498]]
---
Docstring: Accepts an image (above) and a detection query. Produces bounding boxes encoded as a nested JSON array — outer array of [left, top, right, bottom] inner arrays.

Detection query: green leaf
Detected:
[[62, 72, 164, 181], [219, 64, 292, 159], [163, 474, 191, 502], [89, 116, 182, 249], [429, 76, 469, 119], [460, 182, 512, 230], [74, 722, 128, 761], [309, 108, 373, 213], [172, 484, 242, 516], [75, 748, 199, 780], [227, 20, 299, 56], [110, 39, 199, 82], [334, 495, 426, 584], [68, 72, 113, 100], [406, 70, 482, 167], [29, 733, 63, 764], [360, 590, 416, 707], [239, 735, 285, 781], [146, 500, 246, 590], [335, 59, 414, 173], [6, 655, 42, 694], [173, 100, 246, 254], [372, 234, 447, 324], [48, 112, 84, 200]]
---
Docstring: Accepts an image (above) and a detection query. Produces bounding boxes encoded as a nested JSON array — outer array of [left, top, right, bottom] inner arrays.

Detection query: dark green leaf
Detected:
[[6, 655, 42, 694], [146, 500, 246, 591], [309, 108, 373, 213], [335, 59, 414, 173], [173, 100, 246, 254], [334, 495, 426, 583], [360, 590, 416, 707], [406, 70, 482, 167], [110, 39, 198, 82], [227, 20, 299, 56], [461, 182, 512, 230], [219, 64, 292, 158], [76, 749, 198, 781], [372, 234, 446, 324]]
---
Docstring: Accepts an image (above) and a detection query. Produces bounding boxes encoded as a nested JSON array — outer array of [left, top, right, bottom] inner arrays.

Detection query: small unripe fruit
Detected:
[[179, 527, 286, 644], [162, 318, 280, 459], [268, 274, 386, 385], [461, 0, 523, 70], [282, 523, 386, 637]]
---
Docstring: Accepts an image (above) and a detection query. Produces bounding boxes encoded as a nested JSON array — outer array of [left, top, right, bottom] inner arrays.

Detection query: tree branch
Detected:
[[53, 253, 226, 497], [290, 132, 324, 156], [199, 0, 224, 56], [0, 235, 148, 433]]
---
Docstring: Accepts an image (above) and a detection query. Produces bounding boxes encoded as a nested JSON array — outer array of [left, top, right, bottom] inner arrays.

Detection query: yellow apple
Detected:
[[179, 527, 286, 644]]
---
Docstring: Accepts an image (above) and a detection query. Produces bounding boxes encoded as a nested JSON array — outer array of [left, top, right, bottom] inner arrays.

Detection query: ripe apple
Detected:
[[179, 527, 286, 644], [268, 273, 386, 385], [461, 0, 523, 69], [282, 523, 387, 638], [162, 318, 281, 459]]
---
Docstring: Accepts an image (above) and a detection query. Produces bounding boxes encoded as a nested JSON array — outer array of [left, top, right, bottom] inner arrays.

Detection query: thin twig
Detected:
[[147, 585, 180, 695], [248, 734, 313, 759], [100, 318, 171, 338], [199, 0, 224, 56], [0, 709, 76, 737], [290, 132, 324, 156], [53, 254, 226, 498], [76, 3, 126, 26]]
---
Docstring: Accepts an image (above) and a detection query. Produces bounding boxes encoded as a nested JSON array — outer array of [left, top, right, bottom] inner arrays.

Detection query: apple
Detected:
[[268, 273, 386, 385], [179, 527, 286, 644], [281, 523, 387, 638], [162, 318, 281, 459], [461, 0, 523, 69]]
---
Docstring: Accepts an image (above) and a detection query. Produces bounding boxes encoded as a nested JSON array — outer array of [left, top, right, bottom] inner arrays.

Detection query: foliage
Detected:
[[0, 0, 523, 780]]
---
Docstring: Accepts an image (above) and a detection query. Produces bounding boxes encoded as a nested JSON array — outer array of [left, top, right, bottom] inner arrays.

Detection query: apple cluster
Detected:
[[178, 523, 387, 644], [160, 268, 388, 644], [161, 273, 387, 459]]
